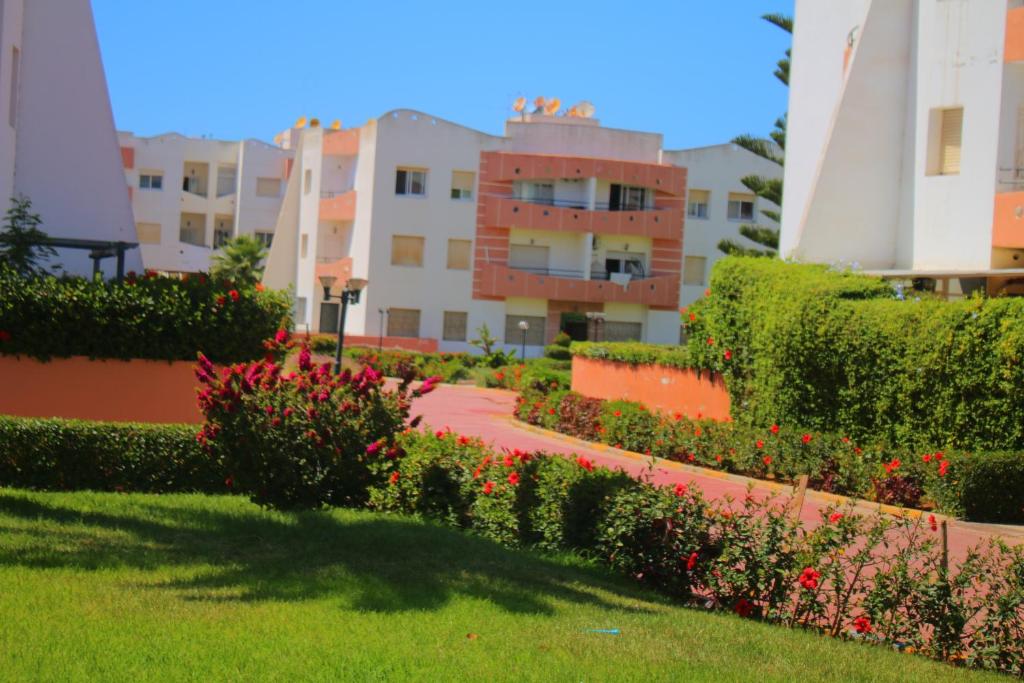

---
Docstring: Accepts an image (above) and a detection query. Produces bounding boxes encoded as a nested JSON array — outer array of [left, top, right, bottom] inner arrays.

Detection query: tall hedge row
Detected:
[[685, 257, 1024, 451], [0, 266, 292, 363]]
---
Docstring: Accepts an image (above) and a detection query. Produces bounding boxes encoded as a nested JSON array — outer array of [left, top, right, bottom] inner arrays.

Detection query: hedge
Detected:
[[571, 340, 693, 370], [0, 416, 224, 493], [0, 266, 292, 363], [683, 257, 1024, 452]]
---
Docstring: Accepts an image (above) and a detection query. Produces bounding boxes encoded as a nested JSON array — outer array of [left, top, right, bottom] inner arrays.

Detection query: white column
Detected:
[[584, 177, 597, 279]]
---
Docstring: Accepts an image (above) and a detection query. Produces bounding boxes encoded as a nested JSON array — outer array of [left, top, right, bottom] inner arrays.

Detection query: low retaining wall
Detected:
[[312, 334, 439, 353], [571, 356, 731, 421], [0, 355, 202, 424]]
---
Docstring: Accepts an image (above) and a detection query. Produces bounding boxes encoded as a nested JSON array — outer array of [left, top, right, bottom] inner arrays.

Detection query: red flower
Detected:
[[457, 435, 471, 446], [686, 552, 698, 571], [389, 471, 400, 485], [829, 512, 844, 524], [922, 453, 932, 463], [576, 456, 594, 472], [841, 436, 850, 444], [435, 430, 446, 439], [548, 408, 555, 415], [883, 458, 901, 474], [852, 616, 872, 634], [688, 312, 696, 322], [704, 288, 711, 297], [283, 407, 293, 417], [801, 433, 812, 445], [673, 483, 688, 497], [494, 372, 505, 381], [229, 289, 240, 302], [255, 282, 266, 292], [0, 330, 10, 343], [714, 454, 723, 463], [271, 417, 281, 426], [770, 424, 780, 435], [723, 349, 732, 361], [673, 411, 683, 421], [938, 460, 949, 477], [733, 598, 753, 618], [706, 337, 715, 346], [482, 481, 495, 495], [508, 472, 520, 486], [216, 295, 226, 306], [224, 476, 233, 488], [613, 410, 622, 417], [929, 514, 938, 532], [935, 451, 945, 461], [762, 455, 772, 466], [755, 440, 764, 450], [274, 329, 289, 344], [798, 567, 820, 590]]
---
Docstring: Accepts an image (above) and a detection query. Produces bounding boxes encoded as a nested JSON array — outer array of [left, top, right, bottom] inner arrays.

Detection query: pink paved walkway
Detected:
[[411, 383, 1024, 564]]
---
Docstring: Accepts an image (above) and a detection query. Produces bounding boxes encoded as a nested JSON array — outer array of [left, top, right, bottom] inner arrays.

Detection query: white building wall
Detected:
[[2, 0, 140, 277], [663, 144, 783, 305]]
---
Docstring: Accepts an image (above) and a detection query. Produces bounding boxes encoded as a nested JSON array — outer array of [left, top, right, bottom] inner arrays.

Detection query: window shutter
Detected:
[[683, 256, 707, 286], [391, 235, 424, 266], [395, 169, 407, 194], [387, 309, 421, 338], [442, 311, 468, 341], [940, 108, 963, 175], [446, 239, 472, 269]]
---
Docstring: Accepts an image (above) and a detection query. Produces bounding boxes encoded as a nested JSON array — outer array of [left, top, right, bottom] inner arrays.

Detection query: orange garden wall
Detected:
[[571, 356, 731, 421], [0, 355, 202, 424]]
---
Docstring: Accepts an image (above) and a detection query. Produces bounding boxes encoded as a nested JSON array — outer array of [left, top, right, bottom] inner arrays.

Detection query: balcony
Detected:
[[319, 190, 356, 222], [481, 194, 682, 239], [993, 190, 1024, 249], [323, 128, 360, 156], [481, 151, 687, 196], [1008, 5, 1024, 63], [315, 256, 353, 285], [475, 263, 679, 307]]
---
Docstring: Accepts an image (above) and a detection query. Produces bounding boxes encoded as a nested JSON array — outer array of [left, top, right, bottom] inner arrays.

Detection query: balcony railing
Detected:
[[507, 265, 651, 281], [506, 194, 665, 212], [320, 190, 353, 199]]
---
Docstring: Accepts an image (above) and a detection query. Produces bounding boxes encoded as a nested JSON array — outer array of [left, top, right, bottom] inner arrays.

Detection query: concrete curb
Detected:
[[505, 415, 964, 526]]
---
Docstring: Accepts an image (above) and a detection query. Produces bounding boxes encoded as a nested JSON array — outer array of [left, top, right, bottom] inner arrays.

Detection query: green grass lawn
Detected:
[[0, 490, 999, 682]]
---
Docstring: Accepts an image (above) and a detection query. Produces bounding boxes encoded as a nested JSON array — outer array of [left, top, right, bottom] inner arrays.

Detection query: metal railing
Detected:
[[320, 190, 354, 199], [507, 265, 651, 281], [498, 194, 664, 212]]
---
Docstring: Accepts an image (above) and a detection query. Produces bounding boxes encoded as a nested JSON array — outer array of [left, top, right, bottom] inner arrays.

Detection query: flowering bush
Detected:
[[0, 264, 291, 362], [345, 347, 479, 383], [195, 334, 438, 509]]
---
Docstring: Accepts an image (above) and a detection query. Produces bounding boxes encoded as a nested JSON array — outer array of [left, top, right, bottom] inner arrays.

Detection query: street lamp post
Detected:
[[377, 308, 388, 352], [319, 275, 368, 374], [518, 320, 530, 360]]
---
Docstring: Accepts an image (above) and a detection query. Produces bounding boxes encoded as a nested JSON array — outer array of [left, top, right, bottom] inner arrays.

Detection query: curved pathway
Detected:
[[411, 383, 1024, 563]]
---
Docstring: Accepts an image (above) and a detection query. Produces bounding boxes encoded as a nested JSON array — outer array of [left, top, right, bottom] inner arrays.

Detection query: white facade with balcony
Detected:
[[118, 131, 292, 273]]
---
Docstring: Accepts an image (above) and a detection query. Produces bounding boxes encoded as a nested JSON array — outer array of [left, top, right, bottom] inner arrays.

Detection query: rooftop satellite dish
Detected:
[[512, 97, 526, 113], [567, 106, 578, 118], [273, 133, 283, 145], [330, 119, 341, 130], [533, 96, 546, 113], [544, 97, 561, 115], [577, 101, 596, 118], [310, 118, 321, 128], [295, 116, 307, 128]]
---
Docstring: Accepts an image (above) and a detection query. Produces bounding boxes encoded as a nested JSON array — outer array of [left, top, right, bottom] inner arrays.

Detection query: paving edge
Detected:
[[502, 416, 1021, 535]]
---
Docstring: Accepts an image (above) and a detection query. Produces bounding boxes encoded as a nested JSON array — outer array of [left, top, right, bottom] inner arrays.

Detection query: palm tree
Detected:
[[718, 14, 792, 257], [210, 235, 267, 286]]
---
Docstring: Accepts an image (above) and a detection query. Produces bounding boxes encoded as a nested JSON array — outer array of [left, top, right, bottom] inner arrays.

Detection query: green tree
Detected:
[[210, 235, 267, 286], [718, 14, 792, 257], [0, 196, 58, 277]]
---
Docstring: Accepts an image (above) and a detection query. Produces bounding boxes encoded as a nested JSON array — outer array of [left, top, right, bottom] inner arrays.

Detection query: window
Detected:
[[504, 315, 545, 347], [391, 235, 425, 267], [609, 184, 647, 211], [319, 302, 339, 334], [294, 297, 307, 326], [395, 168, 427, 196], [216, 166, 237, 197], [135, 223, 161, 244], [387, 308, 421, 338], [300, 234, 308, 258], [446, 239, 472, 270], [254, 231, 274, 248], [939, 107, 963, 175], [179, 213, 205, 246], [687, 190, 710, 219], [727, 193, 755, 221], [256, 177, 281, 197], [443, 311, 468, 341], [529, 182, 554, 205], [9, 47, 19, 128], [604, 321, 642, 342], [509, 244, 549, 273], [303, 169, 312, 194], [451, 171, 474, 200], [214, 229, 231, 249], [139, 174, 163, 190], [683, 256, 707, 286]]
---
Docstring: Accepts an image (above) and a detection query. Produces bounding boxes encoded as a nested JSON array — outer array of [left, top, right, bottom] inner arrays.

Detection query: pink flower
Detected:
[[366, 442, 381, 456], [298, 347, 312, 371], [274, 329, 289, 344]]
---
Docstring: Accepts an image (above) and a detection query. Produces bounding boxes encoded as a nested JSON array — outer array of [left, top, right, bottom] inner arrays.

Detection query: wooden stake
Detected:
[[791, 474, 809, 522], [940, 519, 949, 574]]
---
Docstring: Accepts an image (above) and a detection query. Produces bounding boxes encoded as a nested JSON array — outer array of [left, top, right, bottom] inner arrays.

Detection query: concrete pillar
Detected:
[[584, 177, 597, 280]]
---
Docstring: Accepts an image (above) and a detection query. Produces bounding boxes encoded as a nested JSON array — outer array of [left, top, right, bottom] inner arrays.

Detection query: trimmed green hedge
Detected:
[[570, 341, 692, 370], [0, 416, 225, 493], [0, 266, 291, 363], [682, 257, 1024, 452]]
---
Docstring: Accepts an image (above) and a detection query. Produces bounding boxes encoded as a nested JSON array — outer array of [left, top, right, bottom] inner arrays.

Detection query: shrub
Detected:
[[0, 265, 291, 363], [196, 336, 438, 509], [543, 344, 572, 361], [0, 416, 222, 493], [346, 347, 477, 383], [685, 257, 1024, 451], [556, 393, 602, 440], [571, 341, 693, 370], [953, 452, 1024, 523]]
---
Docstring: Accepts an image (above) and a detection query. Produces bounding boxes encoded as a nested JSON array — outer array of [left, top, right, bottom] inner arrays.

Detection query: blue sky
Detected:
[[92, 0, 793, 150]]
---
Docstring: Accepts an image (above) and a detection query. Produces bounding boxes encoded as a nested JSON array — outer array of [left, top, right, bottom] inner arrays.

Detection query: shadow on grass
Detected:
[[0, 491, 660, 617]]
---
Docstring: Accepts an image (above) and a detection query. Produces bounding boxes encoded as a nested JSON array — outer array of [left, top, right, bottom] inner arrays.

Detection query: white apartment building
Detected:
[[782, 0, 1024, 296], [664, 144, 782, 304], [117, 132, 292, 273], [263, 108, 780, 353], [0, 0, 140, 277]]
